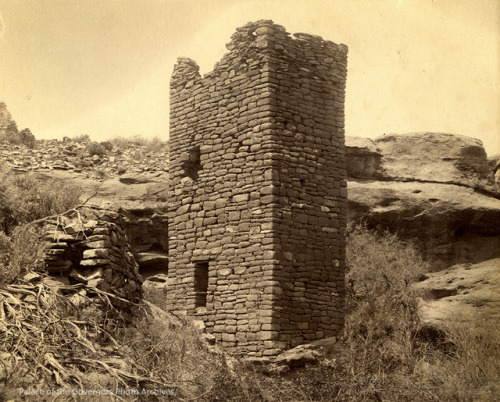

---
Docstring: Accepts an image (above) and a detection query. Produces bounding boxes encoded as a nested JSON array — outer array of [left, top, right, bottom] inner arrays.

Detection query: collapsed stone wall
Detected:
[[43, 207, 142, 311], [168, 20, 347, 356]]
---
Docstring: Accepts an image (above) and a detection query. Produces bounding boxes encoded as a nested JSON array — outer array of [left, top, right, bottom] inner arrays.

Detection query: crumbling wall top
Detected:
[[171, 20, 347, 89]]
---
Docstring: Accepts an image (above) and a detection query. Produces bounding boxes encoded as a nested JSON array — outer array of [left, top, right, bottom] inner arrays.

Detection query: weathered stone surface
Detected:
[[275, 347, 320, 367], [137, 251, 169, 279], [416, 258, 500, 328], [347, 132, 496, 193], [348, 180, 500, 269], [82, 248, 109, 259], [345, 136, 382, 179], [43, 207, 143, 306], [346, 132, 500, 269], [142, 274, 168, 307]]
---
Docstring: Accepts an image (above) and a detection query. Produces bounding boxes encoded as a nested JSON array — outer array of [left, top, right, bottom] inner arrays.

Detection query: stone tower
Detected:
[[167, 20, 348, 357]]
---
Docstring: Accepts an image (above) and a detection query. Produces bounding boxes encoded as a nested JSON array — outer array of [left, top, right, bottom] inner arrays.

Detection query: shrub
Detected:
[[415, 314, 500, 400], [18, 128, 36, 148], [72, 133, 91, 143], [100, 141, 113, 151], [109, 135, 167, 152], [85, 141, 107, 157], [0, 231, 11, 278], [0, 162, 83, 232], [109, 136, 131, 149], [0, 225, 46, 284], [344, 224, 427, 375], [0, 123, 36, 148]]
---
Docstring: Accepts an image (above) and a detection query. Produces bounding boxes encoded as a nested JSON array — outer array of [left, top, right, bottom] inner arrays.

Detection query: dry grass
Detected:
[[0, 279, 183, 401], [414, 314, 500, 401]]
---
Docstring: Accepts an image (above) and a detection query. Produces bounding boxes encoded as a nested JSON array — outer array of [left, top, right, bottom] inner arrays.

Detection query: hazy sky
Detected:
[[0, 0, 498, 155]]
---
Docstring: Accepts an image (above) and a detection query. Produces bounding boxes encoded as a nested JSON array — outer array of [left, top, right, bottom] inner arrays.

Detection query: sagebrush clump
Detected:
[[0, 162, 83, 233], [345, 224, 427, 375], [0, 163, 82, 283]]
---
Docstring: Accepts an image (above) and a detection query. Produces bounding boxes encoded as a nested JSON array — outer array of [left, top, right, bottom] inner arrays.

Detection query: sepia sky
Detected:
[[0, 0, 498, 155]]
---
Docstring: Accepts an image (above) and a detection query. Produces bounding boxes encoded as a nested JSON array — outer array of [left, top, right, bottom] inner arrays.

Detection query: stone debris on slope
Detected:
[[0, 139, 169, 179]]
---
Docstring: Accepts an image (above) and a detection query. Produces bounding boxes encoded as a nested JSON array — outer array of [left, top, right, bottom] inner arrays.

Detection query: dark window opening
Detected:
[[194, 262, 209, 307], [300, 178, 305, 186], [181, 146, 202, 181]]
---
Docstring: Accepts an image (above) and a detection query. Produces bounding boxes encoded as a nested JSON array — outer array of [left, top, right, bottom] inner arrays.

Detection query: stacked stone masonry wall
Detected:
[[44, 207, 143, 309], [167, 20, 347, 357]]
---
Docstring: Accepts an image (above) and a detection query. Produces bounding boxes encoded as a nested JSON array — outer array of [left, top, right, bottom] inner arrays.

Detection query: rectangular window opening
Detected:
[[194, 262, 209, 308]]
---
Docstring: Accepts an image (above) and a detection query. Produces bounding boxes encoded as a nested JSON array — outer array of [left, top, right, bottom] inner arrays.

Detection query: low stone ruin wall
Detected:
[[43, 207, 143, 308]]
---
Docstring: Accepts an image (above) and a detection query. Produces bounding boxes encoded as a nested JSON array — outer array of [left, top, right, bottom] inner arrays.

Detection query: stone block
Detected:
[[82, 248, 110, 259], [80, 259, 110, 267], [86, 240, 112, 249]]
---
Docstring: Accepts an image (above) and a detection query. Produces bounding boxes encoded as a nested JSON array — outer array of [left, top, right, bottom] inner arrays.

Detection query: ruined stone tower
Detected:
[[167, 20, 348, 357]]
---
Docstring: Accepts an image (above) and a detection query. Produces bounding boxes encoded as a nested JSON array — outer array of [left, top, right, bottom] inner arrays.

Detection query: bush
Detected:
[[0, 163, 83, 233], [0, 231, 11, 276], [109, 135, 167, 152], [415, 314, 500, 400], [0, 121, 36, 148], [18, 128, 36, 148], [86, 142, 107, 157], [72, 133, 91, 143], [100, 141, 113, 151], [109, 136, 131, 149], [345, 224, 427, 375], [0, 225, 46, 284]]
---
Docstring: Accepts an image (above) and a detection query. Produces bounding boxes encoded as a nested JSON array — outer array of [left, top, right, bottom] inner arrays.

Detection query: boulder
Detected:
[[271, 337, 348, 371], [142, 274, 169, 309], [349, 132, 496, 193], [136, 251, 169, 279]]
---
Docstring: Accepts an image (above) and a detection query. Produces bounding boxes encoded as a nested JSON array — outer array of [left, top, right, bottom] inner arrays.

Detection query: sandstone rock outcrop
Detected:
[[416, 258, 500, 326], [346, 132, 500, 269]]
